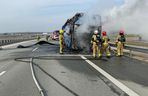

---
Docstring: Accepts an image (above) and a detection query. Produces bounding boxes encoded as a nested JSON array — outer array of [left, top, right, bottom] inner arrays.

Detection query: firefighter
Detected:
[[91, 30, 101, 58], [37, 35, 40, 41], [46, 35, 49, 41], [59, 29, 64, 54], [115, 30, 126, 56], [101, 31, 111, 57]]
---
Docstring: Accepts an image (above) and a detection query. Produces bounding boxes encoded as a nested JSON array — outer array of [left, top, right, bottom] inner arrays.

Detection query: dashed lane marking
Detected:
[[32, 47, 38, 52], [80, 55, 139, 96], [0, 71, 6, 76]]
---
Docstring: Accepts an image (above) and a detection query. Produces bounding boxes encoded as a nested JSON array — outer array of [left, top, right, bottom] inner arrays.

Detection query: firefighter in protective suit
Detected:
[[59, 29, 64, 54], [115, 30, 126, 56], [91, 30, 101, 58], [37, 35, 40, 41], [101, 31, 111, 57]]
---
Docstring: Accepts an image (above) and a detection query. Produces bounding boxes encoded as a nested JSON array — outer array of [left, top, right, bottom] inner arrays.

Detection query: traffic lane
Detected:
[[33, 56, 120, 96], [89, 56, 148, 86], [0, 47, 33, 59], [0, 47, 47, 96], [31, 44, 59, 54], [0, 39, 59, 58], [0, 44, 59, 96], [0, 48, 33, 72], [0, 43, 58, 73], [89, 56, 148, 95], [0, 59, 40, 96], [3, 44, 59, 59], [0, 47, 41, 96]]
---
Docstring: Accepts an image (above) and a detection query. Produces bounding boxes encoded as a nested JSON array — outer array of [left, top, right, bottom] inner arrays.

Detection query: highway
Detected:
[[0, 40, 148, 96]]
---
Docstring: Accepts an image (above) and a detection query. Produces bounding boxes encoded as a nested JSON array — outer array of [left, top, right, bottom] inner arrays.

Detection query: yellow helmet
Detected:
[[59, 29, 64, 34]]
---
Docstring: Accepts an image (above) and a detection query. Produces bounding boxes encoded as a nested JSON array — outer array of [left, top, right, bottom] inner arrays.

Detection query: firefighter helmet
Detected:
[[102, 31, 107, 36], [119, 30, 124, 35], [59, 29, 64, 34], [94, 30, 98, 34]]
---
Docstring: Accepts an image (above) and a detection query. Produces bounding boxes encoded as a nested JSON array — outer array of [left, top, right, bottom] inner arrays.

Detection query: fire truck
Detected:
[[51, 30, 59, 40]]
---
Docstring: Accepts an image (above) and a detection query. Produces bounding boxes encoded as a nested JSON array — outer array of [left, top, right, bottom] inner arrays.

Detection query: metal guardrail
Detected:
[[110, 43, 148, 55], [0, 33, 46, 47], [0, 38, 35, 46]]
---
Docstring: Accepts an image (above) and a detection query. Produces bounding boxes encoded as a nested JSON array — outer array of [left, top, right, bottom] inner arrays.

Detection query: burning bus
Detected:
[[62, 13, 102, 52]]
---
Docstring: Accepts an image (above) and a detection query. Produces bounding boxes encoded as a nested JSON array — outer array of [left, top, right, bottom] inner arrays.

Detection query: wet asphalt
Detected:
[[0, 40, 148, 96], [89, 56, 148, 96]]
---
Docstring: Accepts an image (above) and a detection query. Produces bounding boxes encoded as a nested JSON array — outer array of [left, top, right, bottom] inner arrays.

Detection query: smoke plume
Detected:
[[103, 0, 148, 40], [75, 13, 101, 51]]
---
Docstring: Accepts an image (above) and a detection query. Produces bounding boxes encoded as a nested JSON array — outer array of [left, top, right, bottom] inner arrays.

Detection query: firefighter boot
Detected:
[[59, 43, 63, 54], [98, 49, 102, 58], [106, 48, 111, 58]]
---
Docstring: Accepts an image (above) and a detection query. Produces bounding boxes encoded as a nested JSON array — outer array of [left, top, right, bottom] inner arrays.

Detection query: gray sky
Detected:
[[0, 0, 123, 33]]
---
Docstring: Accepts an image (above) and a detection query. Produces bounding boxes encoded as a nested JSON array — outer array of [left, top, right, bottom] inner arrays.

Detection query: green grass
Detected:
[[126, 41, 148, 47]]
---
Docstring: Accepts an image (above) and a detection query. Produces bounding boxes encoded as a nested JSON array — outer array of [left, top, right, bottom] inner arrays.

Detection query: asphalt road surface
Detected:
[[0, 40, 148, 96]]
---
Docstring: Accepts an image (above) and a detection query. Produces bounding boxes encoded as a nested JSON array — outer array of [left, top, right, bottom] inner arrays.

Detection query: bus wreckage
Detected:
[[62, 13, 102, 53]]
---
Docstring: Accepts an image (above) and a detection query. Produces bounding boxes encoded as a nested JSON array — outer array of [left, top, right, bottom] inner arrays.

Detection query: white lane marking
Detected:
[[80, 55, 139, 96], [0, 71, 6, 76], [32, 47, 38, 52]]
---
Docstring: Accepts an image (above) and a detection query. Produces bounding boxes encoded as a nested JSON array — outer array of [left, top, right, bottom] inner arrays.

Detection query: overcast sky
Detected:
[[0, 0, 124, 33]]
